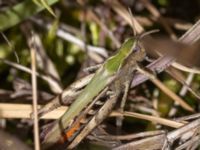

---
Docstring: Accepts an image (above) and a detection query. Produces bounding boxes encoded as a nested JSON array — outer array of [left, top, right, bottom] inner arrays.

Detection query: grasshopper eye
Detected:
[[133, 45, 140, 52]]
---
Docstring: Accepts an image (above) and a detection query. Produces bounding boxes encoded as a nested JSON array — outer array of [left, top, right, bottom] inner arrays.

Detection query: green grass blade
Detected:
[[0, 0, 58, 31], [33, 0, 56, 17]]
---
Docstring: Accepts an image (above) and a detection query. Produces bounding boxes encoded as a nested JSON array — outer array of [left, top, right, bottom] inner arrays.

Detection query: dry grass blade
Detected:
[[114, 118, 200, 149], [111, 111, 184, 128], [113, 134, 166, 150], [0, 103, 65, 119], [167, 118, 200, 143], [175, 113, 200, 122], [172, 62, 200, 74], [98, 130, 165, 141], [179, 19, 200, 44], [175, 135, 199, 150], [29, 32, 40, 150], [151, 78, 194, 112]]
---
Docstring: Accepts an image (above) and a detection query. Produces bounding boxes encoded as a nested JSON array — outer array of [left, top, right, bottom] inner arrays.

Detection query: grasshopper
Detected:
[[40, 33, 151, 149]]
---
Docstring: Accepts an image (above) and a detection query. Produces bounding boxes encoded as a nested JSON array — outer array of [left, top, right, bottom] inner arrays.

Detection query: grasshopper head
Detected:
[[130, 38, 146, 62], [132, 30, 159, 62]]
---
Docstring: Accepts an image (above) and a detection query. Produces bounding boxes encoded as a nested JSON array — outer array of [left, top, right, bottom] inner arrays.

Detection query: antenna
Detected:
[[128, 8, 137, 36], [139, 29, 160, 40]]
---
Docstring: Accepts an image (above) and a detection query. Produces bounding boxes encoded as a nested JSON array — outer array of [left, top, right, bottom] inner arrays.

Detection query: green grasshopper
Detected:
[[40, 32, 151, 149]]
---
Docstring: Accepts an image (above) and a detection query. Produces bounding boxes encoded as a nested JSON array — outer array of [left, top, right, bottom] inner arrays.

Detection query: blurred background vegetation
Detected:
[[0, 0, 200, 149]]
